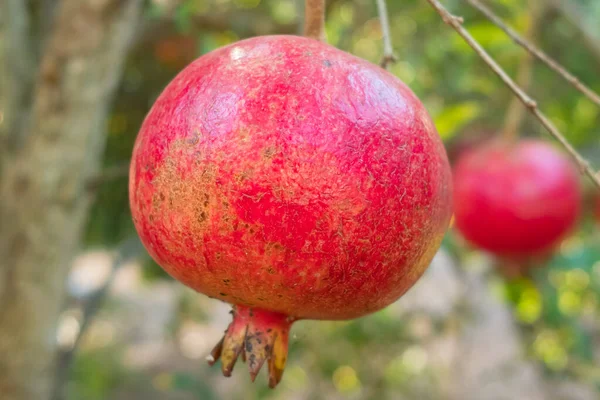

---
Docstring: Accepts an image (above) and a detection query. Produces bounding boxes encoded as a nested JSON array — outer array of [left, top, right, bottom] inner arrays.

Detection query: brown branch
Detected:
[[0, 1, 143, 399], [376, 0, 397, 69], [1, 0, 37, 150], [304, 0, 326, 41], [423, 0, 600, 189], [466, 0, 600, 108]]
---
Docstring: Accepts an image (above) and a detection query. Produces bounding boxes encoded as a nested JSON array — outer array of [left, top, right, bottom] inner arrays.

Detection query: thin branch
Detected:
[[52, 236, 146, 400], [71, 237, 145, 354], [466, 0, 600, 108], [376, 0, 396, 69], [304, 0, 326, 41], [423, 0, 600, 189]]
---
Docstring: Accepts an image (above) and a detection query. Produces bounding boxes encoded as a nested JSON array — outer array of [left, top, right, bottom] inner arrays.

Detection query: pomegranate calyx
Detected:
[[207, 305, 295, 388]]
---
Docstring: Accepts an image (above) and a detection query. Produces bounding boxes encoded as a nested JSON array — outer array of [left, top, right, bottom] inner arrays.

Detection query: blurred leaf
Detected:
[[434, 102, 481, 139], [451, 22, 512, 51], [69, 347, 129, 400], [172, 373, 219, 399]]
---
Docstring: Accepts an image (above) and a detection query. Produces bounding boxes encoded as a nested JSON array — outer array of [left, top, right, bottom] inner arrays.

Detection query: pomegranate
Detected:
[[453, 139, 581, 258], [129, 35, 452, 387]]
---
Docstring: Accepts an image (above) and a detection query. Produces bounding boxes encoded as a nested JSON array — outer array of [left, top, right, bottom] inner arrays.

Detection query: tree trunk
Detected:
[[0, 1, 142, 399]]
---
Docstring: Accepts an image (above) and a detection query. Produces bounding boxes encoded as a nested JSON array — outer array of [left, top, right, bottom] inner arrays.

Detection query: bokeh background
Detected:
[[1, 0, 600, 399]]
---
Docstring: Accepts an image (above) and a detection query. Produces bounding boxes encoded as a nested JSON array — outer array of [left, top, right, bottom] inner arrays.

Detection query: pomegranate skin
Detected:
[[453, 140, 581, 257], [129, 35, 452, 321]]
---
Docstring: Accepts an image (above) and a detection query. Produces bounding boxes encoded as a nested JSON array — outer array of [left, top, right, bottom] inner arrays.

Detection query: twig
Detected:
[[71, 237, 145, 352], [304, 0, 326, 41], [466, 0, 600, 108], [501, 1, 542, 142], [52, 236, 146, 400], [423, 0, 600, 189], [376, 0, 397, 69]]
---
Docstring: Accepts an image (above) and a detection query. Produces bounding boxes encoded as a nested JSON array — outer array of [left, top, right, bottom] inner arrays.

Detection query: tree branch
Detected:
[[1, 0, 37, 150], [423, 0, 600, 189], [304, 0, 326, 41], [52, 236, 145, 400], [376, 0, 397, 69], [36, 0, 59, 41], [0, 1, 143, 399], [466, 0, 600, 108]]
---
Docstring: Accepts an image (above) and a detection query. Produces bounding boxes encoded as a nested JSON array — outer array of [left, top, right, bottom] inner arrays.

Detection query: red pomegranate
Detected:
[[453, 139, 581, 258], [129, 35, 452, 387]]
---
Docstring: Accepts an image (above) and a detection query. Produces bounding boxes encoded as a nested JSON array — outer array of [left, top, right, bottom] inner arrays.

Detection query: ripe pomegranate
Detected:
[[129, 35, 452, 387], [453, 139, 581, 258]]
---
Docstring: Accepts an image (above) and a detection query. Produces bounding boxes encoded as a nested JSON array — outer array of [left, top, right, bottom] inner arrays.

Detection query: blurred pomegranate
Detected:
[[453, 139, 581, 258]]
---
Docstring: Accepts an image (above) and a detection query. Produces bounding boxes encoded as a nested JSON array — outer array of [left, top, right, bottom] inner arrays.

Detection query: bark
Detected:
[[0, 0, 36, 152], [0, 1, 142, 399]]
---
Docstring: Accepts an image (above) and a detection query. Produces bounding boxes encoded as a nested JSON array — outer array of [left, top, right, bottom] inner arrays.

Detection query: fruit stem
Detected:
[[502, 2, 544, 143], [304, 0, 327, 42], [207, 305, 295, 388], [376, 0, 397, 70]]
